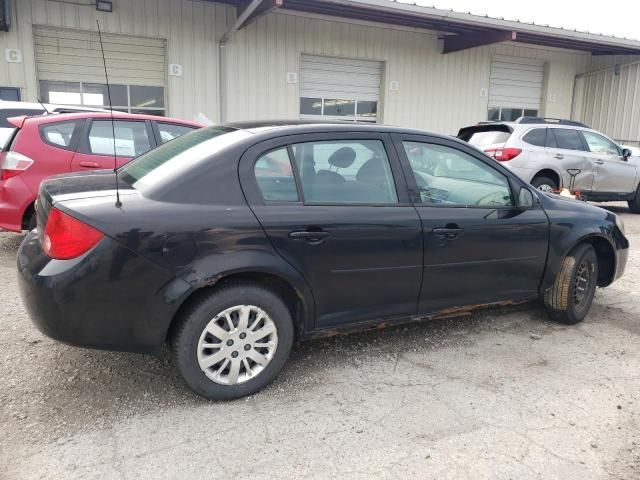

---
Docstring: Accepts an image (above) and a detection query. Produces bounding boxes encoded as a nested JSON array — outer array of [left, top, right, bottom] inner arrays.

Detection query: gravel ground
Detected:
[[0, 203, 639, 479]]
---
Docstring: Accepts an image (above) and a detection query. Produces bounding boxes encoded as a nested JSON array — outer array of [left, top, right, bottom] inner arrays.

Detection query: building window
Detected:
[[488, 107, 538, 122], [299, 98, 378, 123], [0, 87, 20, 101], [39, 81, 165, 116]]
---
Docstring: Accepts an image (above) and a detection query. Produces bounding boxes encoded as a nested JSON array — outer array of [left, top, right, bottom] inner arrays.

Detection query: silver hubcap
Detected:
[[537, 184, 554, 192], [197, 305, 278, 385]]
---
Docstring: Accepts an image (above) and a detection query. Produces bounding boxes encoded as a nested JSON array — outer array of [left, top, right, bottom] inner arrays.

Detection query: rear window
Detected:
[[119, 126, 250, 191], [458, 126, 512, 147]]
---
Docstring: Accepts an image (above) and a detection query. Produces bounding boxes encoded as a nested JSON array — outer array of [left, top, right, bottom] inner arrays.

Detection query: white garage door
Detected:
[[34, 26, 167, 115], [489, 55, 544, 121], [299, 54, 381, 122]]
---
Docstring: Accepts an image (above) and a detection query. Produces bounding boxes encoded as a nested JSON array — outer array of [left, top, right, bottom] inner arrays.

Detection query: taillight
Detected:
[[42, 208, 104, 260], [484, 147, 522, 162], [1, 151, 34, 180]]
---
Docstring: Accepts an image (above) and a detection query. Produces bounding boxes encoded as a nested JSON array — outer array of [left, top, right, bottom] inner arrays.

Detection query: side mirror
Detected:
[[622, 148, 632, 160], [517, 187, 535, 208]]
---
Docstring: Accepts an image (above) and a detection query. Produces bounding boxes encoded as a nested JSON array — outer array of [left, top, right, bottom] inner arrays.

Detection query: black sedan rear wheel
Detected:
[[171, 283, 294, 400], [543, 243, 598, 324]]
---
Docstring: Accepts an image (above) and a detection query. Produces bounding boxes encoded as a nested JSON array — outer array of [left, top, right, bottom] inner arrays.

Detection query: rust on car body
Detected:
[[307, 299, 532, 339]]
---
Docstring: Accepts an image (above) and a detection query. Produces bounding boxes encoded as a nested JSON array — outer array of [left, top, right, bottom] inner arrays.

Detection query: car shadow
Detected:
[[12, 300, 553, 442]]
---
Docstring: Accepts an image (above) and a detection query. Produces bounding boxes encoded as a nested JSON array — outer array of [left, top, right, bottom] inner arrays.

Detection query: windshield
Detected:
[[119, 126, 252, 191]]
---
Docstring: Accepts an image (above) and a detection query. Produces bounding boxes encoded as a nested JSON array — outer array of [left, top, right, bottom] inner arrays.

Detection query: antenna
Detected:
[[96, 20, 122, 208], [36, 98, 51, 115]]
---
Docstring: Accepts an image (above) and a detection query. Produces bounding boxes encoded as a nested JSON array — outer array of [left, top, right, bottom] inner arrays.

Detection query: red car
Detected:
[[0, 112, 201, 232]]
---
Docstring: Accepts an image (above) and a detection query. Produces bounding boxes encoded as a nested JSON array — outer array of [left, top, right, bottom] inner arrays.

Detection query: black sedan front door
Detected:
[[393, 134, 549, 313], [241, 132, 423, 329]]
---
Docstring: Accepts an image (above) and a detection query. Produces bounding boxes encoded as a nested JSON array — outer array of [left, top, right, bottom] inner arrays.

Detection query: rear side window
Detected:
[[88, 120, 151, 157], [40, 121, 78, 148], [156, 122, 198, 144], [548, 128, 586, 151], [522, 128, 546, 147], [254, 148, 299, 202], [289, 139, 398, 204]]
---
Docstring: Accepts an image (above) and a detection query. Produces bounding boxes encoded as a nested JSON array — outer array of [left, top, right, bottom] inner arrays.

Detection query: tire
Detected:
[[531, 175, 558, 192], [543, 244, 598, 325], [628, 184, 640, 213], [171, 283, 294, 400], [26, 212, 37, 231]]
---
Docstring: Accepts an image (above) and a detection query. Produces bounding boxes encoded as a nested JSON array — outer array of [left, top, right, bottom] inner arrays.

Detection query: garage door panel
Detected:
[[489, 55, 543, 110], [34, 26, 166, 89]]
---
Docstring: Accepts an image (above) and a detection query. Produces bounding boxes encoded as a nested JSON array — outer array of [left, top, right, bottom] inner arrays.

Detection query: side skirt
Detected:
[[304, 296, 537, 340]]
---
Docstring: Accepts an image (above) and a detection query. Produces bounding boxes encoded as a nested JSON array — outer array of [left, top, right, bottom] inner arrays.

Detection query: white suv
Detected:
[[458, 117, 640, 213]]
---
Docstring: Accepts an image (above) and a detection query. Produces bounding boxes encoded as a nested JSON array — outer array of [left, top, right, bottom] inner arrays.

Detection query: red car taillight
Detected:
[[42, 208, 104, 260], [1, 151, 34, 180], [484, 147, 522, 162]]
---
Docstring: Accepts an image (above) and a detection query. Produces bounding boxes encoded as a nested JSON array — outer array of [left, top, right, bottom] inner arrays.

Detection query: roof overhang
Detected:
[[214, 0, 640, 55]]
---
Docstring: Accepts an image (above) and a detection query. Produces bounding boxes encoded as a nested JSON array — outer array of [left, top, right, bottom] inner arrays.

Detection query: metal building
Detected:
[[1, 0, 640, 141]]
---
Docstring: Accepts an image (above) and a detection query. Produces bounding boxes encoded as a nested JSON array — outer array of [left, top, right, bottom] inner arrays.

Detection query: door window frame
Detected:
[[581, 130, 622, 156], [76, 118, 157, 157], [150, 121, 199, 146], [546, 127, 590, 152], [391, 133, 527, 210], [239, 132, 413, 207]]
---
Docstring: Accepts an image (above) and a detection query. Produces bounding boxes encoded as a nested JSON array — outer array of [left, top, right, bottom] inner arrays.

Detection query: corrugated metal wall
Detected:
[[223, 11, 590, 134], [572, 55, 640, 147], [0, 0, 233, 120], [1, 1, 591, 131]]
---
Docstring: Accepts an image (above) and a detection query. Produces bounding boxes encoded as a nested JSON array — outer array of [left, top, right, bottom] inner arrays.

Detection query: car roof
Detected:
[[224, 119, 455, 140], [16, 111, 203, 126]]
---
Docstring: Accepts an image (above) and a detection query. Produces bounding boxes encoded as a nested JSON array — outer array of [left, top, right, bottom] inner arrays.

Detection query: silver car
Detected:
[[458, 117, 640, 213]]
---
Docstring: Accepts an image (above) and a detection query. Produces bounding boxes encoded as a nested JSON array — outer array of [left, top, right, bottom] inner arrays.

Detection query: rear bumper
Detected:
[[0, 176, 34, 232], [17, 231, 189, 354]]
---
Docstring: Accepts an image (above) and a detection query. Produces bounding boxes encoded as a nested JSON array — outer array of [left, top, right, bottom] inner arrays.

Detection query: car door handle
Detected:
[[79, 161, 101, 168], [594, 159, 605, 165], [432, 227, 464, 240], [553, 154, 564, 160], [288, 230, 330, 243]]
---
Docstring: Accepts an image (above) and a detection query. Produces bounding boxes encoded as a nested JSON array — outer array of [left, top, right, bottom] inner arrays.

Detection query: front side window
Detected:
[[88, 120, 151, 157], [40, 121, 78, 148], [156, 122, 198, 144], [582, 131, 620, 156], [403, 141, 513, 207], [547, 128, 586, 151], [289, 139, 397, 204], [254, 148, 299, 202]]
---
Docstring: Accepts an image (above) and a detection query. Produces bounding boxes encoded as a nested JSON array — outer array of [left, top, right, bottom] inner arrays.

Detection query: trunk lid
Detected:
[[36, 170, 132, 242]]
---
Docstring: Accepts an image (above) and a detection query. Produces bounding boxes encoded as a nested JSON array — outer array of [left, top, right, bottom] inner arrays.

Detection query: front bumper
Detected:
[[17, 230, 187, 354]]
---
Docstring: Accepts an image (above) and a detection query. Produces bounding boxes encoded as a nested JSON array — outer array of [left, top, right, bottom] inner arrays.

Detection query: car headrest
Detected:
[[328, 147, 356, 169], [356, 156, 385, 184]]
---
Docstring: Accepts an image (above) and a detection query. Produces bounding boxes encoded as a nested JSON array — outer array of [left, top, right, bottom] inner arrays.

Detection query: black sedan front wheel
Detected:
[[172, 283, 294, 400], [543, 243, 598, 324]]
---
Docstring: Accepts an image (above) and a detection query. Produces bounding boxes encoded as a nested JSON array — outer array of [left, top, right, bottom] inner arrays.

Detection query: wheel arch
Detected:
[[166, 267, 315, 344], [21, 201, 36, 230], [532, 168, 562, 189], [543, 234, 617, 291]]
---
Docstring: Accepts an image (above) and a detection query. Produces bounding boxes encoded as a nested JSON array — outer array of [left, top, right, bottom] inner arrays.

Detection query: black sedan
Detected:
[[17, 122, 629, 400]]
